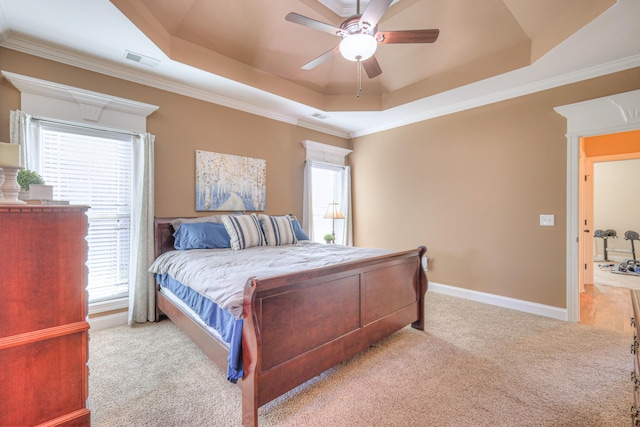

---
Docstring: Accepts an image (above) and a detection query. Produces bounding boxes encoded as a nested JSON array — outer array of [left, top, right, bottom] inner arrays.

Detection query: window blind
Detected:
[[39, 122, 133, 302]]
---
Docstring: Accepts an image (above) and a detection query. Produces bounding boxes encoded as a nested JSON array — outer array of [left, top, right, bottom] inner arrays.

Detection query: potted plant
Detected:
[[16, 170, 47, 199], [323, 233, 335, 244]]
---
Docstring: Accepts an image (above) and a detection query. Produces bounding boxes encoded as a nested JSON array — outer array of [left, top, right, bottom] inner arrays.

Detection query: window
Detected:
[[38, 121, 133, 303], [310, 163, 346, 243], [302, 140, 352, 245]]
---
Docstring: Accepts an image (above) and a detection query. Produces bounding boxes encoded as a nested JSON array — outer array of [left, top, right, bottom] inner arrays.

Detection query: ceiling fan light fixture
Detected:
[[339, 33, 377, 61]]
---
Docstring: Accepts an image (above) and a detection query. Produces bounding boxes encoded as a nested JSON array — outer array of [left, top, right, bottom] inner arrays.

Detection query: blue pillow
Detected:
[[291, 219, 310, 241], [173, 222, 231, 250]]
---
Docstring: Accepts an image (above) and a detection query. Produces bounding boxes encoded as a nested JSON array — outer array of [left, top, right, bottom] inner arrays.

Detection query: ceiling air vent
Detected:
[[311, 112, 329, 120], [124, 50, 160, 67]]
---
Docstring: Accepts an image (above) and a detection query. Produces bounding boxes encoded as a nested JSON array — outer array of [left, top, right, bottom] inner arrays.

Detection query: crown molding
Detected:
[[0, 35, 317, 132], [302, 139, 352, 165], [2, 70, 159, 118], [351, 53, 640, 138], [554, 88, 640, 136], [2, 24, 639, 140], [296, 119, 351, 139]]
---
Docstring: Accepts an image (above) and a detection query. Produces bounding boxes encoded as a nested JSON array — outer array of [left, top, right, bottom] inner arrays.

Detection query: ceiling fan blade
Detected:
[[377, 29, 440, 44], [301, 46, 340, 70], [362, 56, 382, 78], [359, 0, 393, 28], [285, 12, 342, 36]]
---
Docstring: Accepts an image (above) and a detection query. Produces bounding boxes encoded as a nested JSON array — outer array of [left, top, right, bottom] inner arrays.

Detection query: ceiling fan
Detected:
[[285, 0, 439, 80]]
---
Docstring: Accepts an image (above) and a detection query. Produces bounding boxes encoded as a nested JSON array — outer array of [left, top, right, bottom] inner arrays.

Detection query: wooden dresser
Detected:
[[631, 290, 640, 425], [0, 205, 90, 426]]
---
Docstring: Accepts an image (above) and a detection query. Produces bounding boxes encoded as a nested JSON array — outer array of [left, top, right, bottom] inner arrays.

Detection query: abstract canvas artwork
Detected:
[[195, 150, 266, 211]]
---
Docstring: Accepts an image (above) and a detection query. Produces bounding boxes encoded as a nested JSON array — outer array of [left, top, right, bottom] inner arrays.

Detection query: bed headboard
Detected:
[[153, 213, 300, 259], [154, 217, 177, 258]]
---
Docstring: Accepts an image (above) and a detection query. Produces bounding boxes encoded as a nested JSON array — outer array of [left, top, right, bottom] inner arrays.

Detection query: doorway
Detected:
[[580, 133, 640, 290], [555, 89, 640, 323], [579, 146, 640, 332]]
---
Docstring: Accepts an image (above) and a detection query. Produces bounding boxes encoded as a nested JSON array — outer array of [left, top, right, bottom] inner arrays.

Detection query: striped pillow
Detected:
[[221, 214, 266, 250], [259, 214, 298, 246]]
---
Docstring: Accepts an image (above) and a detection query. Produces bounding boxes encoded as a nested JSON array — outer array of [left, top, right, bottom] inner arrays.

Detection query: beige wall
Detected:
[[351, 67, 640, 308], [2, 46, 640, 310], [0, 47, 350, 219], [594, 159, 640, 257]]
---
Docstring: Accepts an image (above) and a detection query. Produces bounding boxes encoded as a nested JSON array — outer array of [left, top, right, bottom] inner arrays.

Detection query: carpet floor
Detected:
[[89, 292, 633, 426]]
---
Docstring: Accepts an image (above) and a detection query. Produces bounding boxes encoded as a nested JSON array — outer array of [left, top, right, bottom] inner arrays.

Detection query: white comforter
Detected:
[[148, 241, 391, 319]]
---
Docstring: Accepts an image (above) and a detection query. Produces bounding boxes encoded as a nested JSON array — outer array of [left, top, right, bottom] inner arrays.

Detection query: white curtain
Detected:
[[13, 111, 156, 323], [302, 160, 315, 240], [340, 165, 353, 246], [128, 132, 156, 324], [9, 110, 39, 169]]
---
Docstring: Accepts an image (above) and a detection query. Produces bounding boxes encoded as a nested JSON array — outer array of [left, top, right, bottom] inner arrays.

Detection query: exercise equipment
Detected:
[[610, 231, 640, 276], [594, 229, 618, 261], [625, 230, 639, 261], [618, 259, 640, 275], [597, 229, 639, 261]]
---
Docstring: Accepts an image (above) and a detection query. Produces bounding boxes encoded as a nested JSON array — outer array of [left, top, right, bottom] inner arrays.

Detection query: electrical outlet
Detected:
[[422, 256, 429, 272]]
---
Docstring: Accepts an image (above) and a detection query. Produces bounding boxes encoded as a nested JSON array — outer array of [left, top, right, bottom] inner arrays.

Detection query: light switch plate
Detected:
[[540, 214, 555, 226]]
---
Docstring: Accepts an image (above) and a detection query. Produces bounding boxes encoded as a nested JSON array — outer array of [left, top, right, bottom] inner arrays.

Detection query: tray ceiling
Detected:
[[110, 0, 615, 111], [1, 0, 638, 137]]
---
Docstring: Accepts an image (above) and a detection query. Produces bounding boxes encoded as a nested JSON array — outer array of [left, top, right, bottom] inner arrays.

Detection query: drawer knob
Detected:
[[631, 406, 640, 425], [632, 371, 640, 390]]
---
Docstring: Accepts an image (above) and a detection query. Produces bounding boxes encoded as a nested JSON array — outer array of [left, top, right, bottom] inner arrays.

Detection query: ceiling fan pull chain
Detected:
[[357, 58, 362, 98]]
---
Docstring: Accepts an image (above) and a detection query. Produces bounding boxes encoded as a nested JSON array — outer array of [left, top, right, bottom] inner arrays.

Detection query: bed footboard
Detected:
[[153, 218, 427, 427], [241, 246, 428, 426]]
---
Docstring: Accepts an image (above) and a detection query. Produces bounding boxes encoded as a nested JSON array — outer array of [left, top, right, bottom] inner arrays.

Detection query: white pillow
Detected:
[[171, 213, 242, 231], [259, 214, 298, 246], [221, 214, 266, 250], [171, 214, 224, 230]]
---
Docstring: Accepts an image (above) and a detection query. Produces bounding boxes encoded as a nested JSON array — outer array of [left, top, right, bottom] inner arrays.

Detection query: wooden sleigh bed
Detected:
[[153, 217, 428, 426]]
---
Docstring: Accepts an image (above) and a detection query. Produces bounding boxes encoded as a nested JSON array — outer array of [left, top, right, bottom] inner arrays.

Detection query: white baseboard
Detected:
[[428, 282, 569, 321], [89, 311, 128, 331]]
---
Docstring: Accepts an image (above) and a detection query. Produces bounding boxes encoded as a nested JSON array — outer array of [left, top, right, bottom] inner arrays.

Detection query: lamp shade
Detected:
[[323, 202, 345, 219], [339, 34, 377, 62]]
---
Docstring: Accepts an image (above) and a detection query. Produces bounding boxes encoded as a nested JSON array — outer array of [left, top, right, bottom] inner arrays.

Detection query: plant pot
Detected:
[[27, 184, 54, 200]]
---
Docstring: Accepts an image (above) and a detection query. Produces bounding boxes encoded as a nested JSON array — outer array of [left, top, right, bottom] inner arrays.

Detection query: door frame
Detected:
[[579, 149, 594, 293], [580, 152, 640, 293], [555, 89, 640, 322]]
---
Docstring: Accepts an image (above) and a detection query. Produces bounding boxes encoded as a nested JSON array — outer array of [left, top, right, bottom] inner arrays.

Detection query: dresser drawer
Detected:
[[632, 291, 640, 426]]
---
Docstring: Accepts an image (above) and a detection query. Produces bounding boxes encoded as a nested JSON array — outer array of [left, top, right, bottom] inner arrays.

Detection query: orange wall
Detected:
[[583, 130, 640, 157]]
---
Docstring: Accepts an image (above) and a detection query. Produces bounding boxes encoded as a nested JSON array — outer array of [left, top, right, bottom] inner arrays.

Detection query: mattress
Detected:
[[156, 274, 244, 382], [149, 241, 391, 319]]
